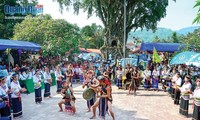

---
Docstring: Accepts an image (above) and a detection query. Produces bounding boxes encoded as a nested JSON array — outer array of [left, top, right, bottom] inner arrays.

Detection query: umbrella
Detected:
[[186, 53, 200, 68], [170, 51, 197, 65]]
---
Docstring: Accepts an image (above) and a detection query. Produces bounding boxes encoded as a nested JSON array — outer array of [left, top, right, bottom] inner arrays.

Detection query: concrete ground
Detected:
[[16, 84, 194, 120]]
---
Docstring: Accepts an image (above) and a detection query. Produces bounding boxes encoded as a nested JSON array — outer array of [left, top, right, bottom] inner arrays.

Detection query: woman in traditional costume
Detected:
[[192, 78, 200, 120], [0, 75, 11, 119], [116, 66, 123, 89], [78, 65, 84, 83], [179, 75, 192, 117], [170, 70, 178, 99], [152, 67, 159, 91], [55, 66, 63, 93], [143, 66, 151, 90], [173, 73, 182, 105], [33, 69, 42, 104], [44, 67, 52, 98], [11, 74, 26, 118]]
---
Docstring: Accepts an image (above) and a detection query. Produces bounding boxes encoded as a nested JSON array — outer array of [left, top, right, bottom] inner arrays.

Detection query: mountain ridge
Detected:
[[128, 26, 200, 42]]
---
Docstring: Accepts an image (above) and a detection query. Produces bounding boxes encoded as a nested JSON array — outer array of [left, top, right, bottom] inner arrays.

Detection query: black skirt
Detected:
[[174, 90, 180, 105], [44, 83, 51, 97], [35, 87, 42, 103], [192, 104, 200, 120], [12, 97, 22, 118], [179, 97, 189, 116], [171, 88, 175, 100], [56, 81, 62, 93]]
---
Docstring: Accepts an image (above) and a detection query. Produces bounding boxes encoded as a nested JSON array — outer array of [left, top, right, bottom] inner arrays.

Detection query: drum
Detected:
[[82, 88, 95, 101]]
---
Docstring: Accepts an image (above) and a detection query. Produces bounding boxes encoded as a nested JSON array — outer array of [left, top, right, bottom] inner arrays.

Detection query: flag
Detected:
[[153, 47, 161, 63], [8, 53, 14, 66]]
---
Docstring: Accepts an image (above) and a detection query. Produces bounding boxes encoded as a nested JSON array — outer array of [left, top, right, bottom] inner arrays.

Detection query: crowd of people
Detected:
[[116, 62, 200, 120], [0, 55, 200, 120]]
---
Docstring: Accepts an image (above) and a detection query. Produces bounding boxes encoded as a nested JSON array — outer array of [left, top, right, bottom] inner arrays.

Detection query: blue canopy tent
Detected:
[[0, 39, 41, 51], [140, 42, 185, 52]]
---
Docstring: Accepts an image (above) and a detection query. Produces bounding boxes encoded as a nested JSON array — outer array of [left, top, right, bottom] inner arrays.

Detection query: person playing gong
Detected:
[[83, 70, 96, 112], [90, 76, 115, 120]]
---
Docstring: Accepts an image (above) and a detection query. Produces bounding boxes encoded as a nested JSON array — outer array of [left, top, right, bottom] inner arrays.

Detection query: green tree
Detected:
[[55, 0, 173, 59], [171, 32, 179, 43], [80, 23, 103, 49], [193, 0, 200, 24], [182, 28, 200, 52], [13, 15, 80, 56], [153, 36, 160, 42]]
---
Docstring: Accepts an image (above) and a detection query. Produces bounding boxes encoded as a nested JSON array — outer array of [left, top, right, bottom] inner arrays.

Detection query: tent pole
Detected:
[[8, 53, 10, 72]]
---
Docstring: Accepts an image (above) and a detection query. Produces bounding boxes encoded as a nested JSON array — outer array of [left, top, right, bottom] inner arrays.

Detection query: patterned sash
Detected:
[[181, 93, 190, 100], [194, 98, 200, 106]]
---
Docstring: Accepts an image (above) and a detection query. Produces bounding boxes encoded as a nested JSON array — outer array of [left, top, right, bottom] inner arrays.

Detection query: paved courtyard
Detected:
[[16, 84, 194, 120]]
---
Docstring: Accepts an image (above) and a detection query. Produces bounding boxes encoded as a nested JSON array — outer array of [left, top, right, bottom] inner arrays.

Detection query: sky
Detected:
[[38, 0, 199, 30]]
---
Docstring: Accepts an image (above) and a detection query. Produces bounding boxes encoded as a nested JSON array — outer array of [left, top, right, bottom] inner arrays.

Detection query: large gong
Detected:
[[82, 88, 95, 101]]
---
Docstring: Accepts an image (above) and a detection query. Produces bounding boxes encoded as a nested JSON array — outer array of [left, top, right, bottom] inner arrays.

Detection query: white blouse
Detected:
[[44, 72, 52, 84], [116, 70, 124, 79], [11, 81, 22, 98], [180, 82, 192, 94], [152, 70, 159, 78], [33, 75, 42, 89], [193, 87, 200, 99], [0, 84, 8, 97], [55, 70, 62, 81], [144, 70, 151, 78]]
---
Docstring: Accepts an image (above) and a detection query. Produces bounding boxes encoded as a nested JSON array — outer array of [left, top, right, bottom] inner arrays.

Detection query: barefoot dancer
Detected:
[[83, 70, 96, 112], [90, 76, 115, 120], [127, 67, 139, 96], [58, 80, 76, 113]]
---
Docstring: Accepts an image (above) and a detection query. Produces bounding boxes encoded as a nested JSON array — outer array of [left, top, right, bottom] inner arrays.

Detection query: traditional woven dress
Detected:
[[152, 70, 159, 89], [43, 71, 52, 97], [192, 87, 200, 120], [116, 70, 123, 88], [99, 85, 111, 119], [174, 77, 182, 105], [78, 68, 84, 83], [143, 69, 151, 89], [55, 70, 62, 93], [11, 81, 23, 118], [179, 82, 192, 116], [0, 83, 11, 119], [33, 75, 42, 103]]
